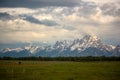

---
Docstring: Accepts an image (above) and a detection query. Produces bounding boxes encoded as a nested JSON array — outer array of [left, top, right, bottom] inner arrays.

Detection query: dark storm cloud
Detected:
[[22, 15, 58, 26], [0, 12, 12, 20], [22, 15, 41, 24], [0, 0, 80, 8]]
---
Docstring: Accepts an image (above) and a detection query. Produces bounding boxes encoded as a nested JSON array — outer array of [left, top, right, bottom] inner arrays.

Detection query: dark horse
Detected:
[[18, 61, 21, 65]]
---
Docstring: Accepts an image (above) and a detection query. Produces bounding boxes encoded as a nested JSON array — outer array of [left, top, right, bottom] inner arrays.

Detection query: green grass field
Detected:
[[0, 61, 120, 80]]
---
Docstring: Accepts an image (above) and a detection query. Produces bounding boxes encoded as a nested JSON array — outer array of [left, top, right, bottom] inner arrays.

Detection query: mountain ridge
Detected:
[[0, 34, 119, 57]]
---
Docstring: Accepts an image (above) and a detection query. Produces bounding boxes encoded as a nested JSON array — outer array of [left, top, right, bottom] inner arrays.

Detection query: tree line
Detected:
[[0, 56, 120, 61]]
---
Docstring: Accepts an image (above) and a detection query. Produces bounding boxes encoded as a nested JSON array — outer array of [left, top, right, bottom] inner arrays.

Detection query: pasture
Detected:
[[0, 61, 120, 80]]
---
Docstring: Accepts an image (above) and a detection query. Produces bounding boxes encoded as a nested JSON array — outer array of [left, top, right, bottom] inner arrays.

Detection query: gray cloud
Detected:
[[79, 4, 97, 16], [0, 12, 12, 20], [109, 20, 120, 27], [0, 0, 80, 8], [0, 11, 58, 27], [21, 15, 58, 26], [22, 15, 41, 24], [40, 19, 58, 26], [63, 26, 76, 30], [100, 2, 120, 16]]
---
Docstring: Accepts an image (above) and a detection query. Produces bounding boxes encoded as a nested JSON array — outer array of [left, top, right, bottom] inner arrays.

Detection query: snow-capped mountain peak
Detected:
[[82, 34, 100, 42], [1, 48, 12, 53], [22, 43, 39, 54], [0, 34, 119, 57], [70, 35, 101, 51], [54, 40, 72, 48]]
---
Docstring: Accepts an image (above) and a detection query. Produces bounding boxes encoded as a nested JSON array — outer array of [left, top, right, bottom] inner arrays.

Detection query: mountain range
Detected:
[[0, 35, 120, 57]]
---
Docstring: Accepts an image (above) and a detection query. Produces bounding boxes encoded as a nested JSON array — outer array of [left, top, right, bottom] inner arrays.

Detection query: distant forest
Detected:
[[0, 56, 120, 61]]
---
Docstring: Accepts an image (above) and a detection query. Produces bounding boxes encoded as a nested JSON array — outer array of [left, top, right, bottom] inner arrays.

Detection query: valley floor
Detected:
[[0, 61, 120, 80]]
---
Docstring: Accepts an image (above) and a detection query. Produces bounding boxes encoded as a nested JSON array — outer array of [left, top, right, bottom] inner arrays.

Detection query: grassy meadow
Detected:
[[0, 61, 120, 80]]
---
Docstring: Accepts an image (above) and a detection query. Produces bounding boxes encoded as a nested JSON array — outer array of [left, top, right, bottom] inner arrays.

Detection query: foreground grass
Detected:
[[0, 61, 120, 80]]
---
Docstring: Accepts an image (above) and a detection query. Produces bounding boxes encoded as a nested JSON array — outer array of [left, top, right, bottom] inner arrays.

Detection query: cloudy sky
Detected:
[[0, 0, 120, 49]]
